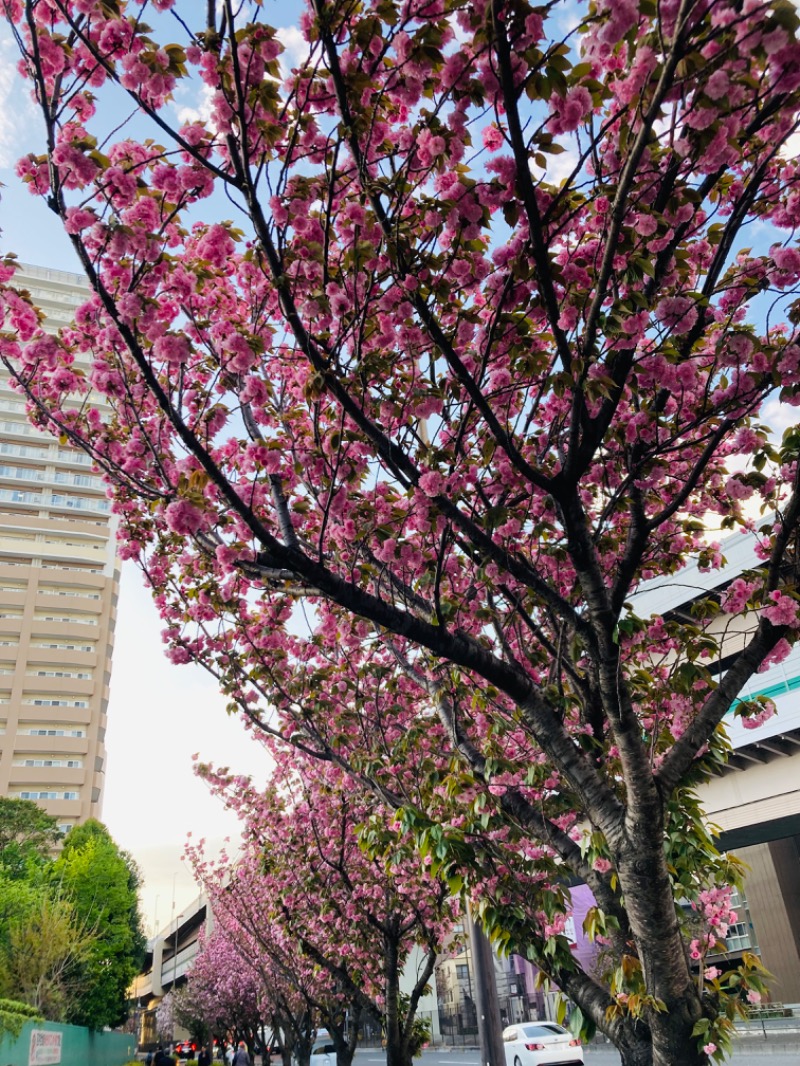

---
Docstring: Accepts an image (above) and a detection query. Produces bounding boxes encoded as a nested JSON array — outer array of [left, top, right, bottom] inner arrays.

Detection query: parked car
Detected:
[[501, 1022, 584, 1066], [309, 1031, 335, 1066]]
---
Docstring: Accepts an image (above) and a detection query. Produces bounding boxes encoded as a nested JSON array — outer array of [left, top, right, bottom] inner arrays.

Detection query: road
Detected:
[[349, 1043, 800, 1065]]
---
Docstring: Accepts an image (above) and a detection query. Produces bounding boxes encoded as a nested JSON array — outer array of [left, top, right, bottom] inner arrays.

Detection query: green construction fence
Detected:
[[0, 1019, 136, 1066]]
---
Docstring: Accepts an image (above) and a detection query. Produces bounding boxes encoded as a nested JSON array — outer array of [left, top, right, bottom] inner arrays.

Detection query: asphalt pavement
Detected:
[[349, 1043, 800, 1065]]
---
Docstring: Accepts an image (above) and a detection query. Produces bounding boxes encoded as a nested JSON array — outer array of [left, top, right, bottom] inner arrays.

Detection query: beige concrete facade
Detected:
[[0, 263, 119, 832]]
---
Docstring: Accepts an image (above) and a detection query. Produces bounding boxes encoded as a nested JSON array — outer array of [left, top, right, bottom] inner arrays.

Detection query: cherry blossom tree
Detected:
[[2, 0, 800, 1062], [187, 752, 458, 1066], [180, 929, 267, 1055], [193, 906, 333, 1066]]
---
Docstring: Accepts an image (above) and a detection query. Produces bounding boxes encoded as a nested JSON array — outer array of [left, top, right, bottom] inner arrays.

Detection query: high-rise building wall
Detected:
[[0, 263, 119, 833]]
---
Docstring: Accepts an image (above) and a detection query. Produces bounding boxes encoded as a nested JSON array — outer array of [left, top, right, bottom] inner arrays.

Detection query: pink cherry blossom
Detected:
[[547, 86, 593, 134], [0, 2, 797, 1060], [655, 295, 698, 334], [482, 125, 504, 152]]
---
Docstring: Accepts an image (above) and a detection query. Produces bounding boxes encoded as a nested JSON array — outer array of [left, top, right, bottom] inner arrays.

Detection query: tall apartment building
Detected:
[[0, 263, 119, 833]]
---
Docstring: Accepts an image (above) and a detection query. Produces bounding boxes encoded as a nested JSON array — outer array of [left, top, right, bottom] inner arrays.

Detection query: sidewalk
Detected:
[[584, 1033, 800, 1057]]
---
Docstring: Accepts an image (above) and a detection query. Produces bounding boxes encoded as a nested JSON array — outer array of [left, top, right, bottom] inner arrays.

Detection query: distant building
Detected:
[[438, 528, 800, 1027], [132, 899, 213, 1049], [635, 527, 800, 1004], [0, 263, 119, 832]]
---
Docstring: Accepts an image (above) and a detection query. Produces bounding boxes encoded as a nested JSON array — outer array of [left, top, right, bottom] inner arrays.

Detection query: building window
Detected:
[[15, 758, 84, 768], [0, 463, 45, 481], [27, 699, 89, 708], [53, 472, 103, 489], [30, 670, 91, 679], [0, 488, 42, 504], [18, 790, 80, 801], [31, 642, 94, 652], [48, 493, 110, 513], [26, 728, 85, 737], [0, 420, 41, 439], [56, 449, 92, 466], [38, 588, 101, 600]]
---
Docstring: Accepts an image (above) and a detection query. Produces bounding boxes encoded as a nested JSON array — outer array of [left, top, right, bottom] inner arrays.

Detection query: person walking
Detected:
[[232, 1042, 251, 1066], [198, 1046, 211, 1066]]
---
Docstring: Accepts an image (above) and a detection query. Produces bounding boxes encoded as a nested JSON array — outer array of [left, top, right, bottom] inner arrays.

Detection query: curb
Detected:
[[584, 1040, 800, 1056]]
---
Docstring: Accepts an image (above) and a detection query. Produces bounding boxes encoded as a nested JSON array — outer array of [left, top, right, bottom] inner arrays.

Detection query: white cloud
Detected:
[[553, 0, 583, 37], [276, 24, 312, 82], [174, 81, 215, 127], [530, 145, 580, 186], [0, 31, 36, 168], [781, 128, 800, 162], [760, 393, 800, 440]]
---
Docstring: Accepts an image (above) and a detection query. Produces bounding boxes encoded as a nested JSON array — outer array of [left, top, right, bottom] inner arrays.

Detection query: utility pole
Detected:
[[171, 912, 183, 1045], [466, 907, 505, 1066]]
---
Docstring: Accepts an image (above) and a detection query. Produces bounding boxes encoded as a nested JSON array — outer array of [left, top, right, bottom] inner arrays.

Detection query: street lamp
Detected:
[[173, 914, 184, 988], [171, 913, 184, 1047]]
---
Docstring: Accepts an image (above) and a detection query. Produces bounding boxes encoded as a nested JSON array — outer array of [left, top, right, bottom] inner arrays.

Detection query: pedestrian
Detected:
[[225, 1045, 234, 1066], [154, 1046, 166, 1066], [198, 1047, 211, 1066], [232, 1043, 251, 1066], [146, 1051, 153, 1066]]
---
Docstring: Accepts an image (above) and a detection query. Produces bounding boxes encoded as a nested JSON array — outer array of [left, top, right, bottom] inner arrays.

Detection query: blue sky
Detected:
[[0, 6, 308, 935], [2, 0, 799, 935]]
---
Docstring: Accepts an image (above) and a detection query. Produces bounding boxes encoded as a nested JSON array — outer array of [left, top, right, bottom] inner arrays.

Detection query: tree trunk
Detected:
[[332, 1043, 355, 1066], [383, 936, 406, 1066], [612, 820, 708, 1066], [618, 1041, 654, 1066], [326, 1016, 357, 1066], [292, 1039, 311, 1066], [467, 912, 505, 1066], [649, 1012, 709, 1066]]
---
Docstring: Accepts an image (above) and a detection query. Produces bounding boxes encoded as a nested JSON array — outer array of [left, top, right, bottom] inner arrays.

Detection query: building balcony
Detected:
[[17, 703, 94, 725], [8, 765, 86, 786], [25, 646, 97, 667], [12, 733, 89, 755], [22, 675, 95, 696]]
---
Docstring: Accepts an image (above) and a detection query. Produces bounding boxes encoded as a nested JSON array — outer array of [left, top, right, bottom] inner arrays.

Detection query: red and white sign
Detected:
[[29, 1030, 62, 1066]]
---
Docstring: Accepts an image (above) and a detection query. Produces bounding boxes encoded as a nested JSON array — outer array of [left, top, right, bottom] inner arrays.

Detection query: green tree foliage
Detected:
[[0, 997, 43, 1043], [0, 876, 48, 965], [0, 800, 74, 1017], [52, 820, 146, 1030], [0, 812, 145, 1028], [0, 894, 92, 1019], [0, 798, 61, 880]]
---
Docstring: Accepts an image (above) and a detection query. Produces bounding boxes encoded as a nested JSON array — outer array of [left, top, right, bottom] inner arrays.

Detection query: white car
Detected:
[[501, 1022, 584, 1066]]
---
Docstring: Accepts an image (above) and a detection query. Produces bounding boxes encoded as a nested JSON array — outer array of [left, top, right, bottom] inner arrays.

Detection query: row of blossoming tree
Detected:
[[182, 749, 459, 1066], [1, 0, 799, 1062]]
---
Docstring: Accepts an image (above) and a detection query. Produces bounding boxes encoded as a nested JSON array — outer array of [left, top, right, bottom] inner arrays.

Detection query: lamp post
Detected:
[[173, 913, 184, 988], [171, 913, 184, 1046], [466, 906, 504, 1066]]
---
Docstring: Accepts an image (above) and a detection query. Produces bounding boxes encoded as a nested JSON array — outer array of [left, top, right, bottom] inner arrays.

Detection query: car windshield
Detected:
[[521, 1024, 566, 1038]]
